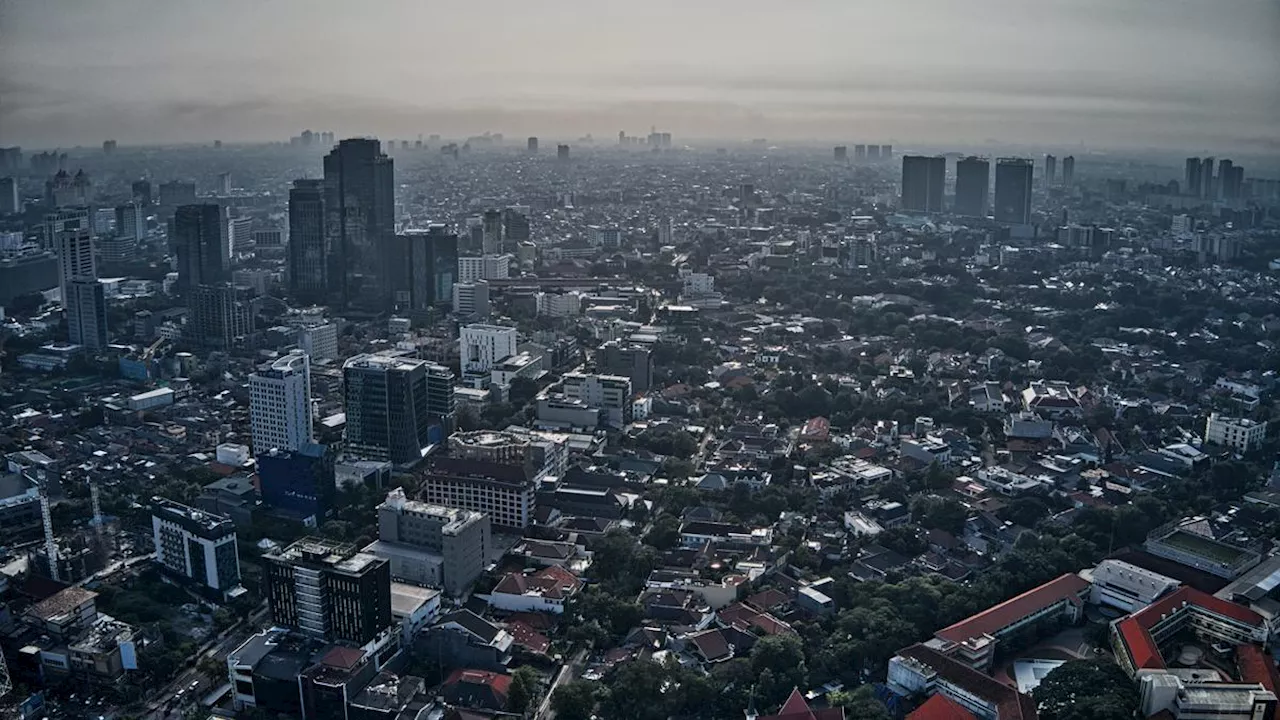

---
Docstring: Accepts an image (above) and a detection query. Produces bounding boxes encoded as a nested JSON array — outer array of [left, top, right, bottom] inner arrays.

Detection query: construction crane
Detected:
[[37, 469, 58, 583], [0, 646, 11, 698]]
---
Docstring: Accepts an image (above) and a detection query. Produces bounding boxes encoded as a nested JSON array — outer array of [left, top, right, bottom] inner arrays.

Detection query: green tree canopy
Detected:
[[1035, 660, 1139, 720]]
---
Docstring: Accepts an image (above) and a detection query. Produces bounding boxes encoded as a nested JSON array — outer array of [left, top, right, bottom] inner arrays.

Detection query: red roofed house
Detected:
[[932, 573, 1089, 672], [443, 669, 512, 711], [889, 644, 1039, 720], [907, 693, 978, 720], [751, 688, 844, 720], [799, 417, 831, 443], [486, 565, 583, 615], [1112, 586, 1268, 676]]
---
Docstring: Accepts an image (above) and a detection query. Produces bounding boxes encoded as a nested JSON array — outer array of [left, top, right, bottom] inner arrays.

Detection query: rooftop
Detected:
[[935, 573, 1089, 645], [28, 586, 97, 623]]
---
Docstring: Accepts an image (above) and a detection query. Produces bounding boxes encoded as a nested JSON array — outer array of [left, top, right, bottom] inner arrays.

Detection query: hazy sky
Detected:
[[2, 0, 1278, 152]]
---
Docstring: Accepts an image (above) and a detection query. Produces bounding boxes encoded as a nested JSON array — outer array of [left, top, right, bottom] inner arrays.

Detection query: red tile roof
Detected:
[[935, 573, 1089, 645], [1236, 644, 1280, 695], [897, 645, 1038, 720], [907, 694, 978, 720], [1115, 587, 1266, 672], [718, 601, 796, 637], [493, 565, 583, 600], [446, 668, 512, 695], [319, 646, 365, 670], [507, 620, 551, 655], [758, 688, 845, 720]]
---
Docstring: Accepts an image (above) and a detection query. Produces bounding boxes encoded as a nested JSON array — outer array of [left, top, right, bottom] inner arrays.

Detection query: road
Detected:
[[536, 648, 589, 720]]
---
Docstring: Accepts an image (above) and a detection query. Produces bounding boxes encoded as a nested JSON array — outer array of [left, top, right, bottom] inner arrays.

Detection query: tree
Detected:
[[644, 515, 681, 551], [508, 377, 539, 405], [750, 635, 807, 710], [507, 666, 541, 714], [827, 686, 892, 720], [1035, 660, 1139, 720], [552, 680, 597, 720]]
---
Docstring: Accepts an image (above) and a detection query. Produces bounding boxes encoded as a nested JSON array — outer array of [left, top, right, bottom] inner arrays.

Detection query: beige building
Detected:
[[366, 488, 490, 596]]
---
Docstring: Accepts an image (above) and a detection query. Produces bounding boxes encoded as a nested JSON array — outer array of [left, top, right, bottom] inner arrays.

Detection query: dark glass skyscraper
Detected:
[[954, 157, 991, 217], [900, 155, 946, 213], [323, 138, 394, 309], [287, 179, 327, 303], [396, 224, 458, 311], [994, 159, 1034, 225], [1185, 158, 1203, 197], [1061, 155, 1075, 185], [503, 207, 530, 252], [173, 203, 229, 293]]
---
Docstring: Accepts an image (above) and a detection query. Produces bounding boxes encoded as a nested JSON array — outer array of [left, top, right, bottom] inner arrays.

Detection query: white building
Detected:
[[1082, 559, 1180, 612], [536, 291, 582, 317], [458, 254, 512, 283], [249, 350, 313, 454], [452, 280, 490, 320], [1204, 413, 1266, 454], [151, 497, 241, 596], [561, 372, 633, 429], [486, 566, 583, 615], [460, 323, 518, 376], [297, 322, 338, 360], [681, 271, 715, 296]]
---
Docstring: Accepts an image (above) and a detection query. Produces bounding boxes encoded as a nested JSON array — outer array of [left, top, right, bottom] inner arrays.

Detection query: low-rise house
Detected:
[[419, 610, 514, 673], [442, 669, 511, 712], [485, 565, 584, 614]]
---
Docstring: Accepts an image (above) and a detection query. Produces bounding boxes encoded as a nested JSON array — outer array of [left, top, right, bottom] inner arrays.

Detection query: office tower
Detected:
[[881, 144, 892, 160], [190, 284, 256, 348], [557, 144, 570, 161], [598, 340, 653, 392], [50, 209, 108, 349], [833, 146, 847, 161], [1201, 157, 1215, 199], [424, 362, 457, 433], [527, 136, 538, 153], [114, 203, 144, 243], [0, 177, 18, 214], [1044, 155, 1057, 186], [481, 210, 503, 254], [297, 322, 338, 361], [851, 235, 878, 266], [593, 226, 622, 248], [1061, 155, 1075, 185], [0, 147, 21, 173], [1185, 158, 1203, 197], [994, 158, 1034, 225], [264, 537, 391, 645], [173, 204, 229, 293], [46, 169, 91, 207], [452, 280, 491, 321], [560, 372, 634, 429], [900, 155, 946, 213], [854, 144, 867, 162], [1228, 165, 1244, 200], [368, 487, 490, 596], [158, 180, 197, 206], [397, 224, 458, 311], [250, 350, 313, 454], [867, 145, 881, 161], [460, 324, 518, 377], [217, 172, 232, 195], [132, 179, 152, 206], [343, 354, 448, 465], [1218, 159, 1240, 199], [323, 138, 395, 309], [102, 204, 142, 264], [66, 279, 108, 349], [257, 443, 337, 522], [288, 179, 327, 303], [227, 216, 251, 259], [151, 497, 240, 597], [954, 157, 991, 217], [658, 217, 674, 246], [421, 457, 536, 529], [503, 207, 530, 252]]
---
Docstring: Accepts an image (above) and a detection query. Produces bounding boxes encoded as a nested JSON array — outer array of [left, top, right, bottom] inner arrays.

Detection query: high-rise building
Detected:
[[557, 144, 570, 161], [66, 279, 108, 349], [227, 216, 252, 259], [0, 177, 18, 214], [114, 203, 144, 243], [994, 158, 1034, 225], [503, 208, 530, 253], [900, 155, 946, 213], [1228, 165, 1245, 200], [527, 137, 538, 153], [394, 225, 457, 312], [323, 138, 395, 309], [954, 157, 991, 217], [867, 145, 881, 161], [452, 280, 491, 321], [131, 179, 152, 206], [173, 204, 229, 293], [287, 179, 327, 303], [460, 324, 518, 376], [151, 497, 241, 598], [881, 144, 892, 160], [158, 180, 196, 207], [561, 372, 634, 429], [1061, 155, 1075, 185], [257, 443, 337, 522], [834, 146, 848, 161], [1184, 158, 1203, 197], [1044, 155, 1057, 186], [343, 354, 452, 465], [45, 169, 91, 208], [853, 144, 866, 162], [189, 284, 256, 348], [367, 487, 490, 596], [217, 172, 232, 195], [481, 210, 503, 255], [457, 254, 512, 283], [597, 340, 653, 392], [250, 349, 313, 454], [421, 457, 537, 529], [1201, 157, 1215, 199], [50, 208, 108, 349], [264, 537, 391, 645]]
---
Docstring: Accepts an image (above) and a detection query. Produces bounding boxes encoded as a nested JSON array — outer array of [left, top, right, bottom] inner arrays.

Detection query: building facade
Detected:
[[151, 497, 241, 597], [993, 158, 1034, 226], [287, 178, 327, 303], [420, 458, 536, 529], [900, 155, 946, 213], [250, 350, 313, 454], [368, 487, 490, 596], [264, 537, 392, 645], [343, 354, 451, 465]]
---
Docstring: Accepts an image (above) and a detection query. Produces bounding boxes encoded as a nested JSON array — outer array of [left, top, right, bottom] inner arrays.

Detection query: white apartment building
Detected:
[[458, 254, 512, 283], [297, 322, 338, 360], [452, 280, 490, 319], [536, 291, 582, 317], [151, 497, 241, 596], [460, 324, 518, 376], [249, 350, 313, 454], [561, 372, 633, 429], [1204, 413, 1267, 454]]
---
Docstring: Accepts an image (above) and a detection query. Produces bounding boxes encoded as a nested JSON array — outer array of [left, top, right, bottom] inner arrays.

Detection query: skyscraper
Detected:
[[250, 349, 313, 454], [900, 155, 946, 213], [264, 537, 391, 645], [854, 144, 867, 162], [481, 210, 503, 254], [994, 159, 1034, 225], [323, 138, 395, 309], [343, 354, 448, 465], [1044, 155, 1057, 186], [173, 204, 229, 293], [1201, 158, 1215, 199], [881, 144, 892, 160], [66, 279, 107, 349], [954, 157, 991, 217], [1217, 159, 1234, 199], [834, 146, 848, 161], [396, 224, 458, 312], [50, 208, 108, 349], [0, 177, 18, 214], [503, 207, 530, 253], [1185, 158, 1203, 197], [557, 144, 570, 161], [287, 179, 327, 303], [131, 179, 152, 206], [527, 136, 538, 153], [1061, 155, 1075, 185]]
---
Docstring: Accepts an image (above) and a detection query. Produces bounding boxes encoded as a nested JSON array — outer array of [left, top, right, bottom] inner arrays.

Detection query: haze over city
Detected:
[[2, 0, 1279, 152]]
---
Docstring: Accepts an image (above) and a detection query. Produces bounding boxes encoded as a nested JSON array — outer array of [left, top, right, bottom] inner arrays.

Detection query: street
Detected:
[[536, 648, 589, 720]]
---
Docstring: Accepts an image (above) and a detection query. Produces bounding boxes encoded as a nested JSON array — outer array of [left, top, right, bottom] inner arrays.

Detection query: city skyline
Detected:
[[1, 0, 1277, 153]]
